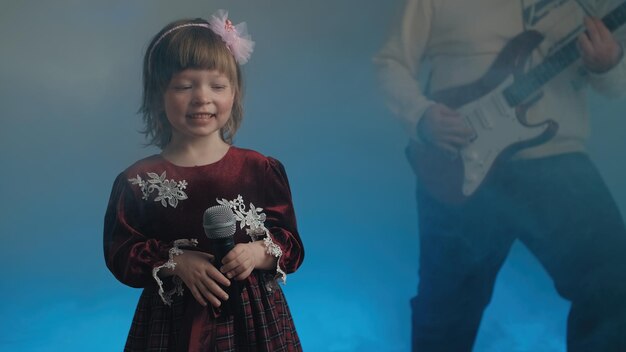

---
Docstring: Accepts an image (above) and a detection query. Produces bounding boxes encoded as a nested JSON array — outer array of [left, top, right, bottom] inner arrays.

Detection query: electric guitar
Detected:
[[407, 2, 626, 204]]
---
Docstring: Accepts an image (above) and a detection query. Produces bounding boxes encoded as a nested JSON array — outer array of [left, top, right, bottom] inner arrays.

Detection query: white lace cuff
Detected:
[[263, 231, 287, 287], [152, 238, 198, 306]]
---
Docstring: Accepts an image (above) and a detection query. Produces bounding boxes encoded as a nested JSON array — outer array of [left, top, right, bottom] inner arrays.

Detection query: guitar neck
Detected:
[[503, 2, 626, 107]]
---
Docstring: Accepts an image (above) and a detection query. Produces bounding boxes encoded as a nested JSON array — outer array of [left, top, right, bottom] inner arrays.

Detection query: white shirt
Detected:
[[374, 0, 626, 159]]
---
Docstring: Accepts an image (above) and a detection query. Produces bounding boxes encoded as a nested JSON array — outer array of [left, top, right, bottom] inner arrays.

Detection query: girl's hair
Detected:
[[139, 18, 244, 148]]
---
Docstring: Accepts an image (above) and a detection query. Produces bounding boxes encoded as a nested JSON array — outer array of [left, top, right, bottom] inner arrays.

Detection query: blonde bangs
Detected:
[[167, 27, 238, 84]]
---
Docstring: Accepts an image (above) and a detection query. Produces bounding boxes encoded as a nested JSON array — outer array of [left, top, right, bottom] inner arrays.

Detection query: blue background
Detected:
[[1, 1, 625, 351]]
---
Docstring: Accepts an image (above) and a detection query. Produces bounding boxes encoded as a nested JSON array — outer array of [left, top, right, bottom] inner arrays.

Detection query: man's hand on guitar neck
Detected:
[[417, 103, 475, 157], [578, 16, 624, 74]]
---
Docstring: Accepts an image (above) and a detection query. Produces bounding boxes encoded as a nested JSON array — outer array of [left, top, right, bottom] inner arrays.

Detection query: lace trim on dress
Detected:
[[152, 238, 198, 306], [217, 195, 266, 239], [129, 171, 188, 208], [263, 230, 287, 286], [217, 195, 287, 291]]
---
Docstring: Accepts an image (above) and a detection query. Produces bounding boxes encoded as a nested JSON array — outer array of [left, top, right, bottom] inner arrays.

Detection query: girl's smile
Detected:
[[187, 113, 216, 119]]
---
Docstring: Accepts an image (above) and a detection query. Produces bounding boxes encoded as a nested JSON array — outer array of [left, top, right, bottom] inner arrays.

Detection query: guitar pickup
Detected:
[[473, 109, 493, 130], [462, 116, 479, 141], [492, 94, 514, 120]]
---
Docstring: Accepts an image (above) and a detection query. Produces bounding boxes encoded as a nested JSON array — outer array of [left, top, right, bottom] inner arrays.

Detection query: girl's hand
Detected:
[[220, 242, 266, 281], [578, 16, 623, 73], [171, 250, 231, 307]]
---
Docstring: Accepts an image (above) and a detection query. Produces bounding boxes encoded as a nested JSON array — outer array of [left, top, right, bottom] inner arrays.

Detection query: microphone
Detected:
[[203, 204, 241, 319], [203, 204, 236, 268]]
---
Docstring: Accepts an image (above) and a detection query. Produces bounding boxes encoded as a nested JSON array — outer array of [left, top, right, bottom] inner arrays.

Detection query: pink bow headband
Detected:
[[148, 10, 255, 66]]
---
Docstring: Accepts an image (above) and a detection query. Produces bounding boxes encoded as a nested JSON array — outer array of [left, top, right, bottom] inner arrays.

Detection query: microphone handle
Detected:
[[211, 237, 242, 323], [212, 236, 235, 269]]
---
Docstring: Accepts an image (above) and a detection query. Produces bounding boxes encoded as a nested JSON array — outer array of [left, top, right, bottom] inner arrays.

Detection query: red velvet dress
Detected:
[[104, 147, 304, 351]]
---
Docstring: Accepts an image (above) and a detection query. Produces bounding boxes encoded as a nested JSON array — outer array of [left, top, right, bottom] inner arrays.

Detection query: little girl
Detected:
[[103, 10, 304, 351]]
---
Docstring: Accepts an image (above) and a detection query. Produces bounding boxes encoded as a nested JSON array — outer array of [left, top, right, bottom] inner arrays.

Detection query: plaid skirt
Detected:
[[124, 275, 301, 351]]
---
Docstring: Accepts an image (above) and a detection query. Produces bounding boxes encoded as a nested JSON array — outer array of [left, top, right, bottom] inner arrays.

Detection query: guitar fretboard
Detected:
[[503, 2, 626, 106]]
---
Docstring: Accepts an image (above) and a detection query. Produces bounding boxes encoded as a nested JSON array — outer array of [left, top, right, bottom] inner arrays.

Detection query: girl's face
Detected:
[[163, 68, 235, 144]]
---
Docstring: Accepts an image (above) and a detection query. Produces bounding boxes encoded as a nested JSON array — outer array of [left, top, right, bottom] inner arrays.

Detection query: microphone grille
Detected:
[[203, 204, 236, 239]]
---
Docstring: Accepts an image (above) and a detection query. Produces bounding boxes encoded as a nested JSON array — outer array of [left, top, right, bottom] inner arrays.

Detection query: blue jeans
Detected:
[[412, 153, 626, 352]]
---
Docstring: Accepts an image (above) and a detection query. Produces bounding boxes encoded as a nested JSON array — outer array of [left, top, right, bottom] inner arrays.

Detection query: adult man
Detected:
[[374, 1, 626, 351]]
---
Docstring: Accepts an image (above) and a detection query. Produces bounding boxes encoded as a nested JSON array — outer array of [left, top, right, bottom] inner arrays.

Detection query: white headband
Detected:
[[147, 10, 255, 66]]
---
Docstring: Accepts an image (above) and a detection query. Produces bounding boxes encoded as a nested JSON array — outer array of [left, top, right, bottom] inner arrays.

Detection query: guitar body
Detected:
[[407, 31, 559, 204]]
